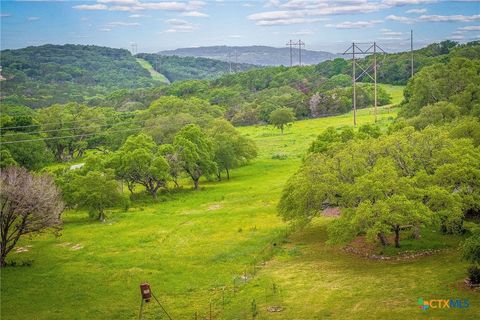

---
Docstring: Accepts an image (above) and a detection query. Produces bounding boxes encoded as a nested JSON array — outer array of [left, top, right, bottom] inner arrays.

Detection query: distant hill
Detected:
[[158, 45, 340, 66], [0, 44, 160, 108], [136, 53, 259, 82]]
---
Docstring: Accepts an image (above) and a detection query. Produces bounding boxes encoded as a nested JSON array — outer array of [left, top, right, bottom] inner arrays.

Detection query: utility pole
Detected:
[[343, 42, 386, 126], [131, 43, 137, 55], [286, 40, 294, 67], [410, 29, 414, 78], [235, 49, 238, 72], [227, 53, 232, 73], [374, 42, 377, 123], [297, 39, 305, 66], [352, 43, 356, 126]]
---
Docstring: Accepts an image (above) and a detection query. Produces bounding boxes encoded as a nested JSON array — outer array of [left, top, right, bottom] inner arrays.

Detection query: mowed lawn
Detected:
[[3, 86, 478, 319]]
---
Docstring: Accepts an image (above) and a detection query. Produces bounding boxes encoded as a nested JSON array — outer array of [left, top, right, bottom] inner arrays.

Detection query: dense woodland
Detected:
[[137, 53, 257, 82]]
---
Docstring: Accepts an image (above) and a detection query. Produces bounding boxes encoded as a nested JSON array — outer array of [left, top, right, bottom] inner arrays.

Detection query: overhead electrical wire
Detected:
[[0, 123, 160, 145], [0, 114, 140, 131], [0, 118, 146, 136]]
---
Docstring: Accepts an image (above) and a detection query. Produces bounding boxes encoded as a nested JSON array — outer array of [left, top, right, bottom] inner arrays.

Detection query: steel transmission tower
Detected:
[[286, 40, 294, 67], [343, 42, 386, 126]]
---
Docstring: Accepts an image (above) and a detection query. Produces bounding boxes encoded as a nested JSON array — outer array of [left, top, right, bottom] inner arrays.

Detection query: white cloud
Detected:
[[129, 14, 148, 18], [181, 11, 209, 17], [380, 28, 404, 36], [406, 8, 427, 14], [106, 21, 140, 27], [247, 0, 448, 27], [458, 25, 480, 31], [386, 14, 415, 24], [326, 20, 382, 29], [419, 14, 480, 22], [27, 16, 40, 21], [100, 28, 112, 32], [74, 0, 206, 12], [257, 17, 325, 26], [163, 18, 197, 32], [1, 13, 12, 17], [289, 29, 314, 35], [228, 34, 244, 38], [73, 4, 108, 11], [381, 0, 436, 5], [249, 1, 383, 26], [98, 0, 138, 4]]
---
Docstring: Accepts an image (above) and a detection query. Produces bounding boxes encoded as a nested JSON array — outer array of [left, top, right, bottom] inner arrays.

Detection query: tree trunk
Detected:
[[281, 125, 284, 134], [150, 189, 158, 200], [193, 178, 199, 190], [394, 225, 400, 248], [378, 233, 388, 246], [226, 168, 230, 180], [413, 226, 420, 239], [0, 249, 7, 267], [98, 210, 105, 221]]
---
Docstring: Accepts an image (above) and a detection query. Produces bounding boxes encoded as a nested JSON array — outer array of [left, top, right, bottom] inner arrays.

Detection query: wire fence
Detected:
[[140, 224, 297, 319]]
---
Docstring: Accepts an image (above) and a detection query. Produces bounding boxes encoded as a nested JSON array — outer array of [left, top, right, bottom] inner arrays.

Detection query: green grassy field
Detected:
[[136, 58, 170, 84], [2, 86, 478, 319], [379, 83, 405, 105]]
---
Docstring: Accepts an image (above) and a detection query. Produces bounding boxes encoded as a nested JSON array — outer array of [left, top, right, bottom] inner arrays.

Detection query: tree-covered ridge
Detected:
[[314, 40, 480, 85], [1, 44, 160, 108], [136, 53, 259, 83], [158, 45, 340, 66]]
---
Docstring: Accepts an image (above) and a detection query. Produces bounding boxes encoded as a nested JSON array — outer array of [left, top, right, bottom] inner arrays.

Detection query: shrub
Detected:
[[467, 265, 480, 284]]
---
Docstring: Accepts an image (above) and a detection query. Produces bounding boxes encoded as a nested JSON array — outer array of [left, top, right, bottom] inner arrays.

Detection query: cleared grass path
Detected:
[[136, 58, 170, 84]]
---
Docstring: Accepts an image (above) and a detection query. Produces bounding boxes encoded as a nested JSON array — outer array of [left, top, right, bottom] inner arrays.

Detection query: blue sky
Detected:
[[1, 0, 479, 53]]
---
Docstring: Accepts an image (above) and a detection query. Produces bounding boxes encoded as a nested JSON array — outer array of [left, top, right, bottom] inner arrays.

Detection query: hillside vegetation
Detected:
[[137, 53, 258, 82], [0, 44, 159, 108], [158, 45, 340, 66]]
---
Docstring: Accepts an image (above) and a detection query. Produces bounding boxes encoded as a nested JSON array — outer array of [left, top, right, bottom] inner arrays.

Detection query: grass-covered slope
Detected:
[[136, 58, 170, 84]]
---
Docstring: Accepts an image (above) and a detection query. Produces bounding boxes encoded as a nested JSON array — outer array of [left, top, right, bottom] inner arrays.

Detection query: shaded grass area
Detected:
[[223, 218, 479, 319], [3, 105, 477, 319]]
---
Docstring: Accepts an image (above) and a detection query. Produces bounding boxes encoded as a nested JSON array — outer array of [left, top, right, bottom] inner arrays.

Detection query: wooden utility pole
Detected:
[[410, 29, 414, 78], [352, 42, 356, 126], [286, 40, 294, 67], [374, 41, 377, 122], [298, 39, 305, 66]]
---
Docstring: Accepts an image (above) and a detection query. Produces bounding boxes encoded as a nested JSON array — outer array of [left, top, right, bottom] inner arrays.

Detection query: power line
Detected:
[[0, 114, 137, 131], [411, 29, 414, 78], [343, 42, 387, 126], [286, 40, 294, 67], [1, 118, 145, 137], [0, 123, 160, 145], [297, 39, 305, 66]]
